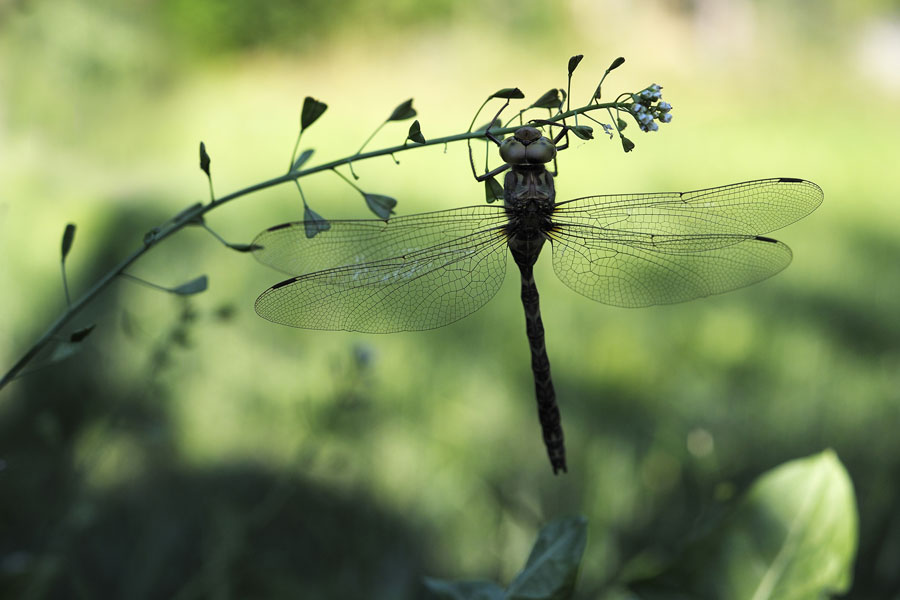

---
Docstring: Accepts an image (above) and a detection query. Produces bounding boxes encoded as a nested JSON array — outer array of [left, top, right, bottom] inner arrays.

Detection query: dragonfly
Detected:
[[251, 124, 823, 474]]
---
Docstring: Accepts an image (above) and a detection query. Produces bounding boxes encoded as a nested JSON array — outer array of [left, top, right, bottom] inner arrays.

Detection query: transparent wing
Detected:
[[553, 178, 823, 236], [255, 228, 510, 332], [548, 178, 821, 307], [253, 205, 509, 275], [550, 228, 793, 307]]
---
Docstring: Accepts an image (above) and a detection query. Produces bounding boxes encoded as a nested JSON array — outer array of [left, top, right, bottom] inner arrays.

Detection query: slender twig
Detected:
[[288, 129, 303, 173], [0, 100, 628, 390], [294, 180, 308, 207], [330, 167, 364, 193], [61, 263, 71, 308], [119, 272, 176, 293]]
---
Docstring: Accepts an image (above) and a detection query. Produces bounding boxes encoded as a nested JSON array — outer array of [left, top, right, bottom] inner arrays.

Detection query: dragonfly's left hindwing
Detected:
[[255, 228, 510, 332]]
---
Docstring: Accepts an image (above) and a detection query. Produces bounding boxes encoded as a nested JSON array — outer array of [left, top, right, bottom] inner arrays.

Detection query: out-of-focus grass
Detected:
[[2, 1, 900, 597]]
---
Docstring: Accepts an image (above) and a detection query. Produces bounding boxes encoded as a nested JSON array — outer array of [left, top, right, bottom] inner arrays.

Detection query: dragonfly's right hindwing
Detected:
[[549, 229, 794, 307]]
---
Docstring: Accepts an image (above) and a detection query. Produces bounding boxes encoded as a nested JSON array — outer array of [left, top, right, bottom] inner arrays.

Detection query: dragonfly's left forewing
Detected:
[[253, 205, 508, 276]]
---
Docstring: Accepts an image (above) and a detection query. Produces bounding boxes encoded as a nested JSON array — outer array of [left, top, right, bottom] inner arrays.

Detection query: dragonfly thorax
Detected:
[[503, 165, 556, 258], [500, 126, 557, 165]]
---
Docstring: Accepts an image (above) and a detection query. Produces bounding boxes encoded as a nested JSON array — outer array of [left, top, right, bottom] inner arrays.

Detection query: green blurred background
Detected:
[[2, 0, 899, 597]]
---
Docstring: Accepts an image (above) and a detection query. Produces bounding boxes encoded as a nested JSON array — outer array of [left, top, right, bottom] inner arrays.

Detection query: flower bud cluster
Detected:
[[629, 84, 672, 132]]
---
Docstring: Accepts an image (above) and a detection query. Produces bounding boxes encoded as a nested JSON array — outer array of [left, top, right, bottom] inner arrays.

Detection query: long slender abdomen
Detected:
[[518, 264, 567, 474]]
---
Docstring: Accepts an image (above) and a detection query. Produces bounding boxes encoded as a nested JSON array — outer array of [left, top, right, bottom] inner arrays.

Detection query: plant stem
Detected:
[[0, 100, 627, 390]]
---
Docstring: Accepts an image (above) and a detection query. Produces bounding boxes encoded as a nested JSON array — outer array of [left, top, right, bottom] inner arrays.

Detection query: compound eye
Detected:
[[499, 138, 526, 164], [525, 138, 556, 164]]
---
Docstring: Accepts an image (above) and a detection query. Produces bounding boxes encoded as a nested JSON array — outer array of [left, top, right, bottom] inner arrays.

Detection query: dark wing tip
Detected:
[[755, 235, 779, 243], [266, 222, 294, 232], [776, 177, 824, 210], [270, 277, 299, 290]]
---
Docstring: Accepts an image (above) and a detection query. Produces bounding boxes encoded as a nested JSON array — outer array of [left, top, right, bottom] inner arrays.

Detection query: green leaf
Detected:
[[301, 97, 328, 131], [199, 141, 211, 177], [61, 223, 76, 261], [422, 578, 505, 600], [506, 516, 588, 600], [70, 324, 96, 343], [621, 136, 635, 153], [631, 450, 858, 600], [608, 56, 625, 72], [570, 125, 593, 140], [388, 99, 416, 121], [69, 325, 96, 344], [49, 341, 85, 364], [484, 176, 503, 204], [172, 275, 208, 296], [44, 325, 97, 364], [530, 89, 562, 110], [363, 193, 397, 219], [407, 120, 426, 144], [303, 204, 331, 238], [291, 149, 314, 172], [567, 55, 584, 76], [489, 87, 524, 100]]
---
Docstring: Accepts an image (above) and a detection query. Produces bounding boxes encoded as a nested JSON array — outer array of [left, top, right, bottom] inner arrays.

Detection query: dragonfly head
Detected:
[[500, 126, 557, 166]]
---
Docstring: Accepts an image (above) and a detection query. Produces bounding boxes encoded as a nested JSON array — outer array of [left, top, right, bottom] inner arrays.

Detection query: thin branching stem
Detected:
[[119, 272, 175, 293], [0, 99, 628, 390], [330, 168, 363, 194], [293, 180, 308, 208], [61, 263, 71, 308], [288, 130, 303, 173]]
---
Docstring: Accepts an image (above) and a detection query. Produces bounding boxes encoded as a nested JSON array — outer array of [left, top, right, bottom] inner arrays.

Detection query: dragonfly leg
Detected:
[[483, 99, 511, 146], [472, 162, 510, 183], [551, 126, 570, 146], [550, 128, 570, 177], [468, 99, 513, 182]]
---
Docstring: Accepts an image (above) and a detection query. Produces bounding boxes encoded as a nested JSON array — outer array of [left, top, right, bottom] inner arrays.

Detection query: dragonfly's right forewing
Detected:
[[553, 178, 823, 236]]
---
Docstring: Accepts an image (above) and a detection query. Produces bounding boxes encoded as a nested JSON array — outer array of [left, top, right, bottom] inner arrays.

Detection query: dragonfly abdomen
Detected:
[[518, 263, 567, 474]]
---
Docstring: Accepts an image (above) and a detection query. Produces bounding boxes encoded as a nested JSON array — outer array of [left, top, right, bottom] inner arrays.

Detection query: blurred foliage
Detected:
[[2, 0, 900, 598], [429, 453, 857, 599], [631, 451, 857, 599]]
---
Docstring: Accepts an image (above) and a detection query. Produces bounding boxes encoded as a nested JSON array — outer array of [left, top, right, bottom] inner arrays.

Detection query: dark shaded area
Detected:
[[0, 211, 432, 599], [1, 460, 429, 599]]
